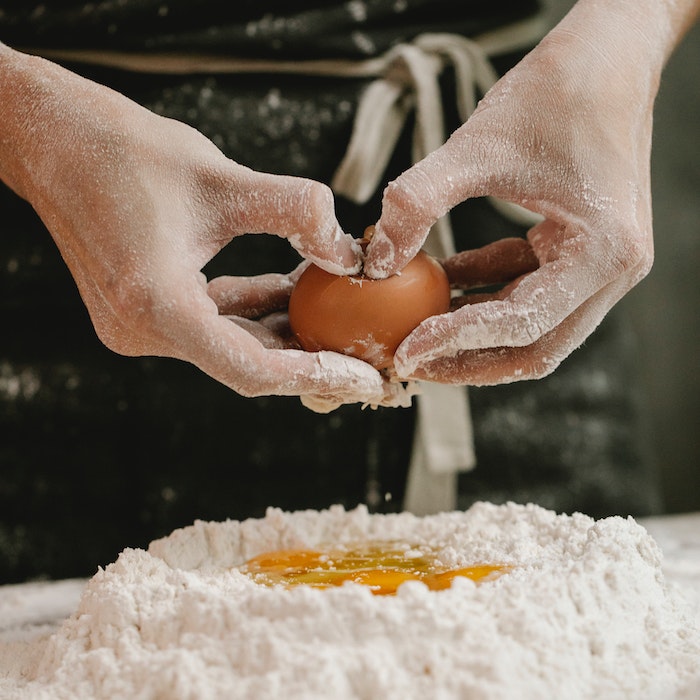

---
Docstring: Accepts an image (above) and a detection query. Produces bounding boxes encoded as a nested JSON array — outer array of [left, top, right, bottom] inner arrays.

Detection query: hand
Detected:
[[364, 0, 697, 385], [206, 266, 416, 410], [0, 47, 396, 405]]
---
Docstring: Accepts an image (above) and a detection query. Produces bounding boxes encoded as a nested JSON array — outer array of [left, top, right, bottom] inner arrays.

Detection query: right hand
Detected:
[[363, 0, 698, 386]]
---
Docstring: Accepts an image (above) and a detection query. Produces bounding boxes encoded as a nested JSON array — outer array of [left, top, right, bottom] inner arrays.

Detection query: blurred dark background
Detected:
[[546, 0, 700, 514]]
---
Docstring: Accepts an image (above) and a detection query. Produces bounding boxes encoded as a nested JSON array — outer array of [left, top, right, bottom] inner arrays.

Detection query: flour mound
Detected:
[[3, 503, 700, 699]]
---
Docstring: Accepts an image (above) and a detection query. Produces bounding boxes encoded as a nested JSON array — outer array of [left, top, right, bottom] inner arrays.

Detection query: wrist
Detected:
[[0, 45, 48, 200], [536, 0, 689, 111], [557, 0, 699, 70]]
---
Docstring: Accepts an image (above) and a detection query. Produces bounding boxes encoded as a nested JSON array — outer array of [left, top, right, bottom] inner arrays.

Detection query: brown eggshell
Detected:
[[288, 249, 451, 370]]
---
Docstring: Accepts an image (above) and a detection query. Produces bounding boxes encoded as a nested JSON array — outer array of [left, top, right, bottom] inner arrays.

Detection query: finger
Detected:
[[300, 395, 345, 414], [226, 315, 298, 350], [301, 376, 418, 413], [171, 306, 386, 400], [99, 268, 386, 400], [365, 131, 509, 278], [258, 311, 298, 347], [226, 167, 362, 275], [443, 237, 539, 290], [207, 273, 294, 318], [396, 267, 643, 385], [395, 218, 649, 375], [365, 150, 458, 279], [449, 276, 525, 308]]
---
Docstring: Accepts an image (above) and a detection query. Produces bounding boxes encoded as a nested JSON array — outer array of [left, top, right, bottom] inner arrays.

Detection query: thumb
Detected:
[[232, 168, 361, 275], [365, 128, 503, 279], [364, 145, 465, 279]]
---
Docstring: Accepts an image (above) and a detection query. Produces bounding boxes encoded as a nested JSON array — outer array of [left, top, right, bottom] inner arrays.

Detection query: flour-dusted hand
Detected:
[[364, 0, 700, 385], [0, 44, 392, 405]]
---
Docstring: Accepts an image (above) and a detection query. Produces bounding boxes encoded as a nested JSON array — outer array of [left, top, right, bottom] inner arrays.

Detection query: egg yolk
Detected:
[[238, 541, 507, 595]]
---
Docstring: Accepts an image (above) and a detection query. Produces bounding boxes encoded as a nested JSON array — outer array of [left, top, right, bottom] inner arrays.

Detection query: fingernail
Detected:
[[363, 224, 395, 279], [393, 348, 418, 378], [335, 231, 363, 275], [311, 225, 361, 276]]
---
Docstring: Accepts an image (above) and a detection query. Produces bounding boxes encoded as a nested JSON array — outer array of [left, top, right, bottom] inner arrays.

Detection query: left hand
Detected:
[[363, 0, 678, 385]]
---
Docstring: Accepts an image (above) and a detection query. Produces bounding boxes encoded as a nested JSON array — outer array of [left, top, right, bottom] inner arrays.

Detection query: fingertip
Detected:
[[364, 217, 430, 279], [363, 222, 398, 279], [306, 183, 364, 275], [327, 227, 364, 276], [392, 313, 454, 379], [300, 394, 343, 413], [312, 350, 384, 392], [294, 222, 362, 276], [392, 345, 419, 379], [282, 178, 362, 276], [364, 177, 433, 279]]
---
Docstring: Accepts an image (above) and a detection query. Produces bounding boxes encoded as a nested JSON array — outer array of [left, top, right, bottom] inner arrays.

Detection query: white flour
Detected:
[[1, 502, 699, 699]]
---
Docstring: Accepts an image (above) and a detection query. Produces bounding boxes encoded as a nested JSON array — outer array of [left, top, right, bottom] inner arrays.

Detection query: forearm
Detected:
[[526, 0, 700, 157], [0, 42, 49, 200], [653, 0, 700, 46], [0, 42, 139, 211], [557, 0, 700, 70]]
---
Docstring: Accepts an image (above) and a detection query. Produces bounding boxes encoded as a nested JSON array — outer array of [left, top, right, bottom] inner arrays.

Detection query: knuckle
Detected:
[[92, 323, 131, 356], [619, 228, 648, 266], [510, 309, 546, 347], [382, 172, 438, 228], [231, 381, 262, 399], [499, 344, 565, 383], [291, 179, 333, 234], [382, 178, 419, 215], [604, 223, 652, 278], [90, 312, 150, 358], [102, 275, 164, 340], [232, 353, 284, 398], [637, 249, 654, 280]]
